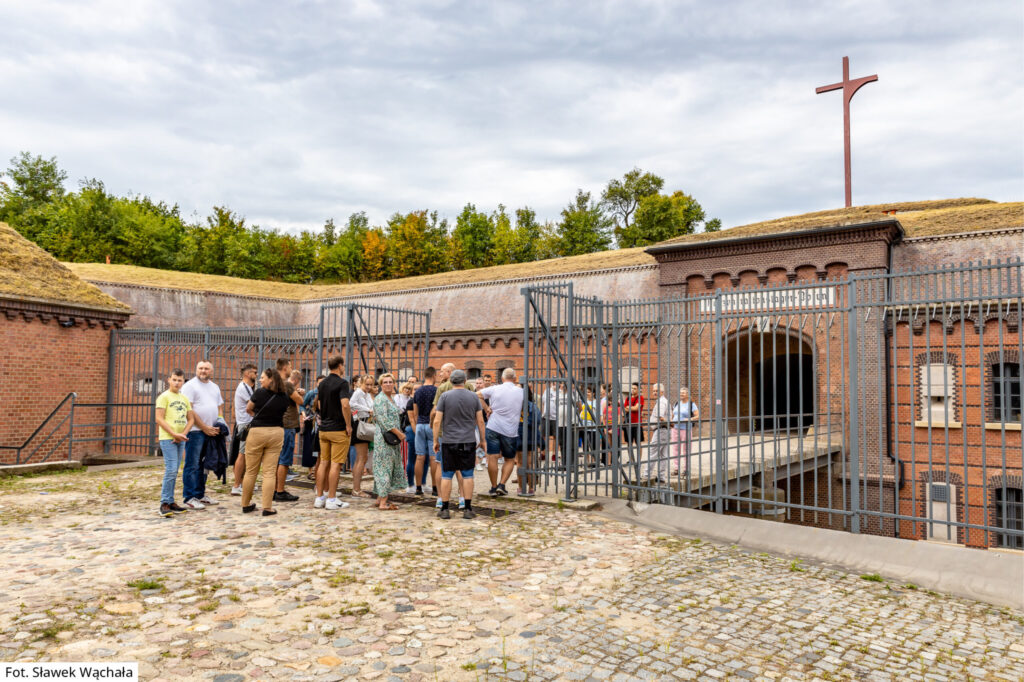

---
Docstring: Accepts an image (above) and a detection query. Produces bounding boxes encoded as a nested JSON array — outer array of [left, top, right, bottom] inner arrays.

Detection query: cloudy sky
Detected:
[[1, 0, 1021, 234]]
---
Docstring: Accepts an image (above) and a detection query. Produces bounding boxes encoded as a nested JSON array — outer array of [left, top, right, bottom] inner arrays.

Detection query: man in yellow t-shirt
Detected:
[[155, 369, 194, 517]]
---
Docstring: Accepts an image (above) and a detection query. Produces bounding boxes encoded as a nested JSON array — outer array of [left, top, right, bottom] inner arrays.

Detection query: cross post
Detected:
[[816, 56, 878, 207]]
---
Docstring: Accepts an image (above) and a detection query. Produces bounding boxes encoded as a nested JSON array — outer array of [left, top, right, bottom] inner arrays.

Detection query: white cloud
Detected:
[[0, 0, 1019, 234]]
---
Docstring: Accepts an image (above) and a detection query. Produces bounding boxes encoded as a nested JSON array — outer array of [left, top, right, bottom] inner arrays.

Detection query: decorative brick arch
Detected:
[[987, 473, 1024, 548], [984, 349, 1021, 422], [917, 469, 965, 545], [913, 350, 960, 423]]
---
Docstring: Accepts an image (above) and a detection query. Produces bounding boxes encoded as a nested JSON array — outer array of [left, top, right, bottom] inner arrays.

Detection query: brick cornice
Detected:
[[0, 295, 132, 329], [651, 222, 902, 264]]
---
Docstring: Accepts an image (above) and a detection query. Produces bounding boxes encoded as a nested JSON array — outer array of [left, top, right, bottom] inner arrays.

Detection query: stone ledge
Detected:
[[0, 460, 82, 478]]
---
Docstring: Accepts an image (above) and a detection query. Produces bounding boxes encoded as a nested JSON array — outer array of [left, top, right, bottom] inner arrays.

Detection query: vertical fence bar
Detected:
[[848, 281, 861, 533], [713, 292, 725, 514], [104, 328, 117, 454]]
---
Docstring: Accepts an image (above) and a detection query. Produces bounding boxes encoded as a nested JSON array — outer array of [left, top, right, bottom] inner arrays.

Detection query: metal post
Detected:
[[257, 327, 265, 371], [611, 301, 621, 499], [67, 393, 76, 461], [317, 305, 325, 374], [104, 328, 117, 454], [564, 283, 577, 501], [149, 329, 161, 456], [847, 281, 861, 533], [713, 293, 725, 514], [344, 305, 355, 379], [423, 311, 431, 377]]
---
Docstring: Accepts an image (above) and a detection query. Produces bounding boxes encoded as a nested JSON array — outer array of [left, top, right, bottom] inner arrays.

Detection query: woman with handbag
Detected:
[[349, 374, 376, 498], [242, 368, 290, 516], [372, 373, 406, 510]]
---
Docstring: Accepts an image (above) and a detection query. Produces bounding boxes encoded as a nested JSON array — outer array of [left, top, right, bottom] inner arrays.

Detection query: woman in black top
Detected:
[[243, 368, 290, 516]]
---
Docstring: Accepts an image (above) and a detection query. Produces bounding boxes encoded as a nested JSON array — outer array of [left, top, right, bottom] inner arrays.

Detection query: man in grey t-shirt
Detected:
[[432, 370, 485, 520]]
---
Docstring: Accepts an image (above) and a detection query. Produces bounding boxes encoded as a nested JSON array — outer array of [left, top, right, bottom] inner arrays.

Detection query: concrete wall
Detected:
[[91, 282, 298, 329], [87, 266, 660, 333]]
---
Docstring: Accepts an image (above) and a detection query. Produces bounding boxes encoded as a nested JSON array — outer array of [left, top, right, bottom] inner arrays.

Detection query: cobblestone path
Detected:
[[0, 467, 1021, 681]]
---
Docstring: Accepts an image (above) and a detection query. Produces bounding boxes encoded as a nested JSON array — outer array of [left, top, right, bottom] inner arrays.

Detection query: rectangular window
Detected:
[[919, 363, 955, 425], [992, 363, 1022, 423], [926, 481, 958, 544], [995, 488, 1023, 550]]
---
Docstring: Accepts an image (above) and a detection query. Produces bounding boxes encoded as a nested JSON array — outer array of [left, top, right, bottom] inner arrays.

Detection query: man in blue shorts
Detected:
[[410, 366, 438, 496], [432, 370, 485, 520]]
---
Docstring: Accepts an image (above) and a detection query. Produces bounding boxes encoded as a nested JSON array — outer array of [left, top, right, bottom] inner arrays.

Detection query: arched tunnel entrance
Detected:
[[723, 329, 815, 433]]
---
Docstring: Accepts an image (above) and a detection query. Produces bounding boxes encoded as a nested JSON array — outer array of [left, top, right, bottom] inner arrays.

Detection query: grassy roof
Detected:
[[66, 247, 655, 302], [0, 222, 131, 313], [61, 199, 1021, 301], [652, 198, 1023, 248]]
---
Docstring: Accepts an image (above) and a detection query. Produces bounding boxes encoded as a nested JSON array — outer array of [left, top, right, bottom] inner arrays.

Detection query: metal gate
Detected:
[[522, 259, 1022, 546], [107, 303, 430, 456]]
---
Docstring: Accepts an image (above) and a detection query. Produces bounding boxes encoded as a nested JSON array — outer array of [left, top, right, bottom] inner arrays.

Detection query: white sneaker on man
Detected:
[[406, 486, 417, 494], [325, 498, 349, 510], [230, 486, 242, 496], [314, 496, 326, 509], [184, 498, 205, 510], [199, 495, 217, 505], [475, 461, 485, 471]]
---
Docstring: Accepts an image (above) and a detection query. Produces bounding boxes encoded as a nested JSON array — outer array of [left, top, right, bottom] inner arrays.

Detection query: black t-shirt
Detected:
[[249, 388, 289, 428], [318, 374, 351, 432], [412, 385, 437, 424]]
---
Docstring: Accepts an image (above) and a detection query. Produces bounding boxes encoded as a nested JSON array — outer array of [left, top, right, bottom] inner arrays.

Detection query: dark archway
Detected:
[[723, 329, 815, 433]]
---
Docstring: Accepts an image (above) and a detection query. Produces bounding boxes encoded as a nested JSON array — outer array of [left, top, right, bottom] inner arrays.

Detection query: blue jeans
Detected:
[[183, 432, 208, 501], [415, 423, 435, 459], [278, 428, 296, 467], [404, 425, 424, 485], [159, 439, 185, 504]]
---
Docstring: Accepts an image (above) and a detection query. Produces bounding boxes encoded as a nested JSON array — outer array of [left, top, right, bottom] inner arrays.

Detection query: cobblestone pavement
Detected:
[[0, 466, 1021, 681]]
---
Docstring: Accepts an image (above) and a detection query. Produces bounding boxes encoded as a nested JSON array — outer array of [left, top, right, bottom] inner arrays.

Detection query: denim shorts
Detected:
[[414, 423, 435, 458], [485, 429, 517, 458], [278, 428, 297, 467]]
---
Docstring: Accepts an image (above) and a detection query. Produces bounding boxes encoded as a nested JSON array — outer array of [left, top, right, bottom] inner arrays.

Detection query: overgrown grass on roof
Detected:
[[0, 222, 131, 311], [654, 198, 1022, 247], [65, 247, 655, 301]]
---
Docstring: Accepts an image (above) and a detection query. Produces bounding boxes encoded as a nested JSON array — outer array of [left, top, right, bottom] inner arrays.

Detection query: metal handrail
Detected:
[[0, 392, 77, 464]]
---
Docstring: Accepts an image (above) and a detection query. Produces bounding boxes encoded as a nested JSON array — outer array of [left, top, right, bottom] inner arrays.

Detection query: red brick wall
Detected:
[[0, 316, 113, 464]]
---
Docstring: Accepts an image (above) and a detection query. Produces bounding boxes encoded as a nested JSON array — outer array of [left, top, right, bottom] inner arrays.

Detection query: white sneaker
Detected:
[[406, 486, 417, 494], [435, 497, 443, 509], [230, 486, 242, 496], [184, 498, 205, 510], [475, 461, 485, 471], [458, 496, 466, 510], [314, 496, 326, 509], [199, 495, 217, 505], [325, 498, 349, 510]]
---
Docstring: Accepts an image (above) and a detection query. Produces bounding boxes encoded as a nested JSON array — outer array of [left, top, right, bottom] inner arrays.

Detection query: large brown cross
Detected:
[[816, 56, 878, 208]]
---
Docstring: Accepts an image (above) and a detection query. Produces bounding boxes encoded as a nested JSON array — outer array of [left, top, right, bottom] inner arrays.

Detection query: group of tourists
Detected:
[[154, 357, 701, 518]]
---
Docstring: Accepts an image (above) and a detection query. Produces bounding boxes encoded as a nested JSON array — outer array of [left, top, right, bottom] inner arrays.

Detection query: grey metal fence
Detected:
[[522, 259, 1023, 548], [105, 303, 430, 456]]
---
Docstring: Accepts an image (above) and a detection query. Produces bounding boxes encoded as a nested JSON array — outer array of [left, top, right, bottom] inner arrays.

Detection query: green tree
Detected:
[[450, 203, 494, 270], [0, 152, 67, 227], [387, 210, 449, 279], [555, 190, 612, 256], [704, 218, 722, 233], [601, 168, 664, 246], [493, 206, 544, 264], [621, 191, 708, 247]]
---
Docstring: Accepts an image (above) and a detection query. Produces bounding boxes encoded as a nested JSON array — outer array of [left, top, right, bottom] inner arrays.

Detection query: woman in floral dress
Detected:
[[372, 373, 406, 510]]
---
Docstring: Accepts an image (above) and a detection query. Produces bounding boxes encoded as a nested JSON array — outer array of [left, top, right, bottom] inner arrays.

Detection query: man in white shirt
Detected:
[[180, 361, 224, 509], [230, 364, 257, 495], [478, 367, 524, 496], [644, 383, 671, 483]]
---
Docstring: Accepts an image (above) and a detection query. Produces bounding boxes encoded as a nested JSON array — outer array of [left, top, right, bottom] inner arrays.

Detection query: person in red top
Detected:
[[622, 383, 644, 465]]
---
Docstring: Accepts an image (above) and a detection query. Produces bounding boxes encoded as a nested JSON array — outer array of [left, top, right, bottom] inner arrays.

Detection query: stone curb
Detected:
[[597, 498, 1024, 610], [0, 461, 82, 477]]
